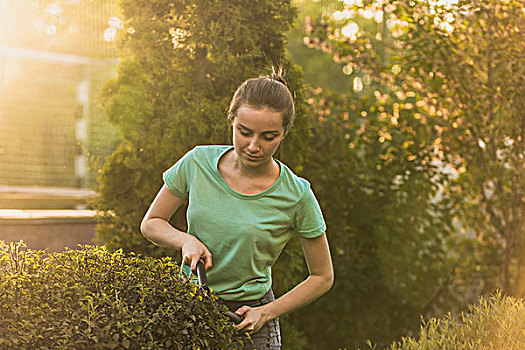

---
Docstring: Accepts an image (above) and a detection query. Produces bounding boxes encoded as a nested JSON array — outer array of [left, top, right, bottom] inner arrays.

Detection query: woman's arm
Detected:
[[234, 233, 333, 332], [140, 184, 212, 271]]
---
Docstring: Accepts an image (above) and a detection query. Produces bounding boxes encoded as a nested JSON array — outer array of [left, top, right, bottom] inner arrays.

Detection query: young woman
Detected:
[[141, 71, 333, 349]]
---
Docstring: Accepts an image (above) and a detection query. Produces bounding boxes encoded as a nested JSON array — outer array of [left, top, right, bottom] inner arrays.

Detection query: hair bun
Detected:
[[271, 66, 287, 86]]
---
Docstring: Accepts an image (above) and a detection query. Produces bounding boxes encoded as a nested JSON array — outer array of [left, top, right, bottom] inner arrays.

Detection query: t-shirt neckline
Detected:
[[214, 146, 283, 199]]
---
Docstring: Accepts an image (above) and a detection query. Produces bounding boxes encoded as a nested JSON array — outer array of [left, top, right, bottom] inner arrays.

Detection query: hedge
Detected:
[[0, 242, 236, 349], [384, 292, 525, 350]]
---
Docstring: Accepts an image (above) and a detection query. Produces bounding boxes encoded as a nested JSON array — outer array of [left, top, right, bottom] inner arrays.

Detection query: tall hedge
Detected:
[[94, 0, 311, 348]]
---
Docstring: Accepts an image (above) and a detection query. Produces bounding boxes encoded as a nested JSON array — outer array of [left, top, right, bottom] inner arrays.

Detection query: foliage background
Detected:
[[93, 0, 524, 349], [287, 0, 524, 348]]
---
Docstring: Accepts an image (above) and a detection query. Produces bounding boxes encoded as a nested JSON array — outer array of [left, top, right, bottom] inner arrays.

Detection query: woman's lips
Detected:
[[244, 152, 261, 160]]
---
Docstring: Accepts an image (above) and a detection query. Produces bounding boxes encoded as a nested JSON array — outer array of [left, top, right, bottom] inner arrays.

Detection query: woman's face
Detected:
[[232, 104, 285, 169]]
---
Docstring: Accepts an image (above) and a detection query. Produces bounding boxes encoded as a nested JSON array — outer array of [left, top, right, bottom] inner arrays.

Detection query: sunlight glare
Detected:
[[103, 27, 116, 42], [44, 3, 61, 16], [429, 0, 459, 8], [46, 24, 57, 36], [107, 16, 123, 29], [334, 9, 356, 21], [341, 0, 364, 7], [374, 9, 384, 23], [342, 64, 353, 75], [169, 28, 188, 49], [104, 17, 122, 42], [353, 76, 363, 92], [333, 11, 345, 21], [341, 22, 359, 38], [362, 8, 375, 19]]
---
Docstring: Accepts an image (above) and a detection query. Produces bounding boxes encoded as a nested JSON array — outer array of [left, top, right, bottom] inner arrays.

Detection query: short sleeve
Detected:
[[293, 186, 326, 238], [162, 148, 195, 199]]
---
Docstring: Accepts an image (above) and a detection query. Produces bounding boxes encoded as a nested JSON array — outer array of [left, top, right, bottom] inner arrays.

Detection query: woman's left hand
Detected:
[[234, 305, 271, 334]]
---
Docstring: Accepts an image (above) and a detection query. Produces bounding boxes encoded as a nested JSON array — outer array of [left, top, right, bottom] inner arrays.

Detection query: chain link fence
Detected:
[[0, 0, 121, 199]]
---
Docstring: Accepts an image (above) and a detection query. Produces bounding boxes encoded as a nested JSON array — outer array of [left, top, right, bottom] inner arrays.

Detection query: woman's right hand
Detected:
[[182, 234, 213, 273], [141, 185, 213, 272]]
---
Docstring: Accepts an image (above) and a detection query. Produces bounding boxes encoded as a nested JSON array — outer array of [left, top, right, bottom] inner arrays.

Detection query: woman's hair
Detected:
[[227, 67, 295, 135]]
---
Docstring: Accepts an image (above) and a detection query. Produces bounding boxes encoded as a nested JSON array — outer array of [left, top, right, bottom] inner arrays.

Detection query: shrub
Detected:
[[0, 242, 236, 349], [386, 292, 525, 350]]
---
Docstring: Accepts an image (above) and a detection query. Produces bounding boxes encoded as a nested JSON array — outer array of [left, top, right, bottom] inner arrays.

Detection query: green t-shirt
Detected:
[[163, 145, 326, 301]]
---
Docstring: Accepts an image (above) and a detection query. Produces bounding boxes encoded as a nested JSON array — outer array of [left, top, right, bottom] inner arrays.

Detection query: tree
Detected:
[[286, 0, 463, 348], [291, 0, 524, 347], [403, 0, 524, 297], [94, 1, 312, 348], [290, 83, 459, 349]]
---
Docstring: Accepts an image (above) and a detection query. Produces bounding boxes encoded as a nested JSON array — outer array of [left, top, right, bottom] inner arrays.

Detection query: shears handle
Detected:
[[195, 261, 244, 325], [196, 261, 208, 288], [226, 311, 244, 324]]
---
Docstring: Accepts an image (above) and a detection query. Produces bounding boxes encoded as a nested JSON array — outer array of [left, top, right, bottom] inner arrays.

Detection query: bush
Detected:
[[0, 242, 236, 349], [387, 292, 525, 350]]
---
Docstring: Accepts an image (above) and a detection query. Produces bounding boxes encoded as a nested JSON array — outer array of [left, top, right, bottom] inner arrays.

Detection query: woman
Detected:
[[141, 70, 333, 349]]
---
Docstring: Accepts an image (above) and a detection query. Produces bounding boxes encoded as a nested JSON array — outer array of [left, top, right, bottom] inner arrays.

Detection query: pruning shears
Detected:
[[196, 261, 244, 325]]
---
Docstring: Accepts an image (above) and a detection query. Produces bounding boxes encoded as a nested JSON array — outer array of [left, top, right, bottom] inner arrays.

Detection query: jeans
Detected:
[[219, 289, 281, 350]]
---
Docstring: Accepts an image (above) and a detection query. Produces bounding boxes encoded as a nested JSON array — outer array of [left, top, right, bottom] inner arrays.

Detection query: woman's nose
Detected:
[[247, 137, 260, 152]]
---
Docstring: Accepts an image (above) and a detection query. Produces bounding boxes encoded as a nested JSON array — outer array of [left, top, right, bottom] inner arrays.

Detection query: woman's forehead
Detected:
[[235, 105, 284, 132]]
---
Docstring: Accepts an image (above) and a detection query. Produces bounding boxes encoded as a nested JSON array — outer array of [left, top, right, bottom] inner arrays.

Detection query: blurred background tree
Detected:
[[287, 0, 524, 348], [403, 0, 525, 298]]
